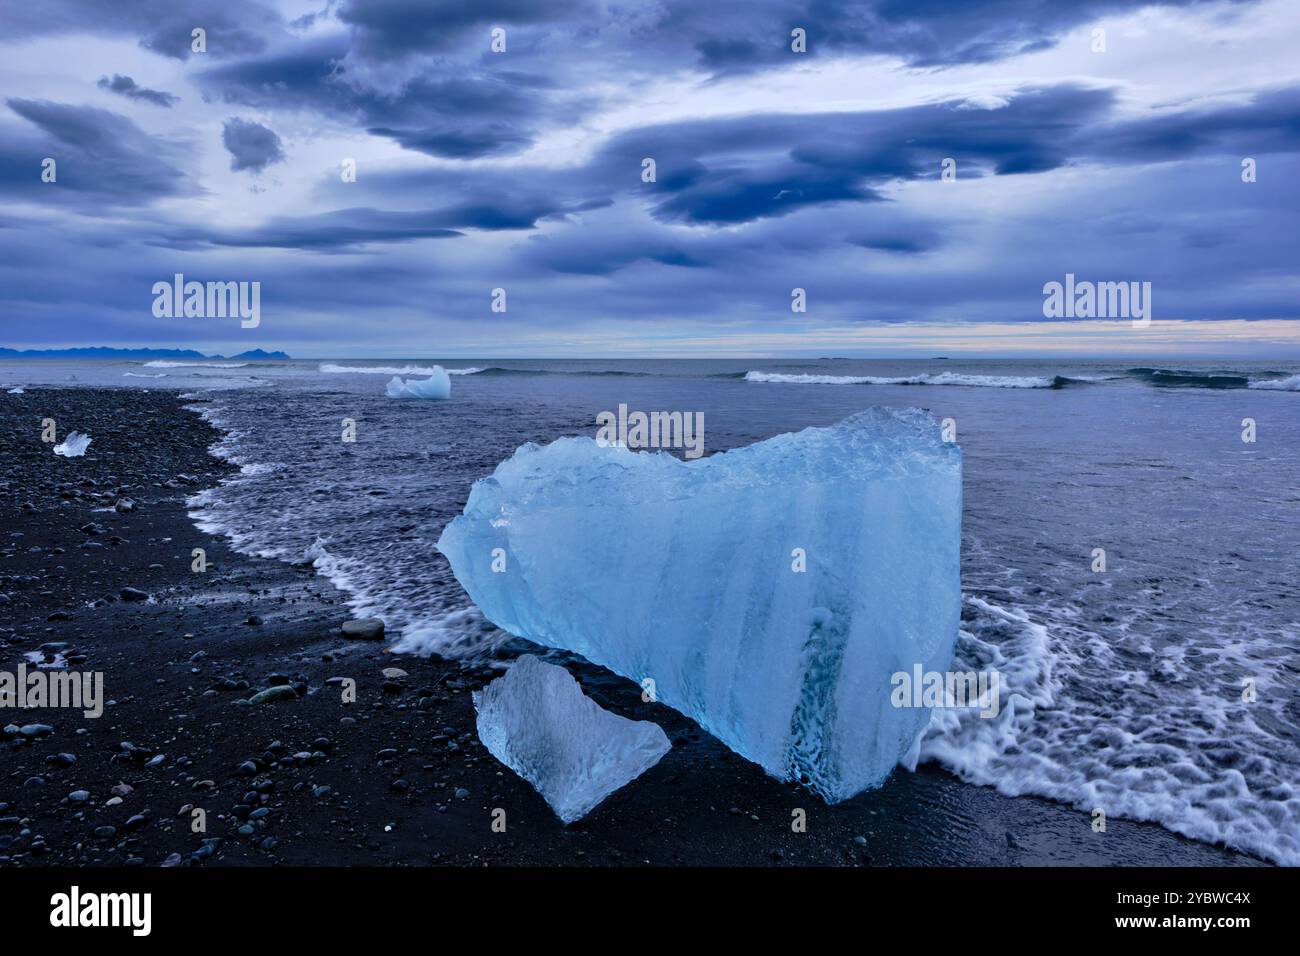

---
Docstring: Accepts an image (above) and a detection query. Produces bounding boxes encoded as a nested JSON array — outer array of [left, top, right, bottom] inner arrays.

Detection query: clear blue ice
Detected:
[[386, 369, 450, 399], [441, 407, 962, 802], [473, 654, 671, 822]]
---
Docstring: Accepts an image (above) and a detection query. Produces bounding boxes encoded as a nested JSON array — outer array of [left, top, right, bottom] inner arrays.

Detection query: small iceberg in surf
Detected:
[[386, 368, 451, 399]]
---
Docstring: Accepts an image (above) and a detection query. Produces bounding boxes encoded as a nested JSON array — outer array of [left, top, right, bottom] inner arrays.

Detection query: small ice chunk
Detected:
[[386, 369, 450, 399], [53, 432, 92, 457], [441, 407, 962, 802], [474, 654, 671, 823]]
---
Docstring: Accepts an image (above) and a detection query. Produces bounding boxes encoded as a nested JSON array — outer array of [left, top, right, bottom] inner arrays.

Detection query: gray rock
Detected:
[[341, 618, 385, 640], [248, 686, 298, 706]]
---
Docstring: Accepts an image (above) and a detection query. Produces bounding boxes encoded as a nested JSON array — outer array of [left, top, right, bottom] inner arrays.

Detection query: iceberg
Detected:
[[386, 369, 451, 399], [439, 407, 962, 802], [474, 654, 671, 822], [53, 432, 92, 457]]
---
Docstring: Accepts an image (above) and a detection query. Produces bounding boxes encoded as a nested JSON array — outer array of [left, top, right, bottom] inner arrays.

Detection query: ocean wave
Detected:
[[915, 595, 1300, 867], [319, 363, 448, 375], [1249, 373, 1300, 391], [124, 372, 167, 378], [1126, 367, 1249, 389], [745, 370, 1069, 388], [144, 360, 249, 368], [319, 362, 484, 377]]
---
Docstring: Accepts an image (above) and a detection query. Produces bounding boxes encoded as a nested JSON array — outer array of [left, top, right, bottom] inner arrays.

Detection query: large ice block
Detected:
[[440, 407, 962, 802], [474, 654, 671, 822]]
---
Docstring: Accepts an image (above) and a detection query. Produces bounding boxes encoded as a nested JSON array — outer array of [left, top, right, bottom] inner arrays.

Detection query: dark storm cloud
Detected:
[[188, 0, 1257, 166], [585, 85, 1113, 226], [248, 80, 1297, 262], [163, 197, 573, 249], [1085, 86, 1300, 161], [3, 0, 286, 59], [0, 99, 194, 204], [197, 40, 559, 159], [326, 0, 1251, 70], [97, 74, 179, 108], [221, 117, 285, 172], [336, 0, 593, 57]]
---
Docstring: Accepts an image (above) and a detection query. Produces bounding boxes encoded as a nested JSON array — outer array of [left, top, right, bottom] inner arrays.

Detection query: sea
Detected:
[[3, 355, 1297, 865]]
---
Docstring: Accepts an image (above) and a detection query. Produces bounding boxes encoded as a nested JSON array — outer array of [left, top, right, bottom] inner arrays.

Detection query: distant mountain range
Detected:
[[0, 347, 290, 360]]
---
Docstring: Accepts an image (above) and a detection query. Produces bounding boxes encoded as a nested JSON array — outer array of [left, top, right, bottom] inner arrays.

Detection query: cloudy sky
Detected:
[[1, 0, 1298, 357]]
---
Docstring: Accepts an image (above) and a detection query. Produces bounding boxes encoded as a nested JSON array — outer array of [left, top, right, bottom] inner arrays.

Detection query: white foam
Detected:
[[320, 362, 439, 375], [124, 372, 167, 378], [745, 371, 1056, 388], [144, 360, 249, 368], [1249, 373, 1300, 391], [913, 595, 1300, 866]]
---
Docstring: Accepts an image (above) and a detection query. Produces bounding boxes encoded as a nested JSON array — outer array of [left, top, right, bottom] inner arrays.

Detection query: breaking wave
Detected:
[[745, 371, 1081, 388], [143, 360, 249, 369], [1249, 373, 1300, 391]]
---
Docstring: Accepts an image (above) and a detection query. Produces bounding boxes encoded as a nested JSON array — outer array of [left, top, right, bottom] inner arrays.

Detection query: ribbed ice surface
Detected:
[[440, 407, 962, 802], [474, 654, 671, 822]]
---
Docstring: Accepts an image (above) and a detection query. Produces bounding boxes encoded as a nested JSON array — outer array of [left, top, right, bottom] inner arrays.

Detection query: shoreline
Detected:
[[0, 386, 1266, 866]]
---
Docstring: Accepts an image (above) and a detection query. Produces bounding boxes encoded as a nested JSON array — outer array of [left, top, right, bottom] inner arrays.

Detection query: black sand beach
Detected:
[[0, 388, 1265, 867]]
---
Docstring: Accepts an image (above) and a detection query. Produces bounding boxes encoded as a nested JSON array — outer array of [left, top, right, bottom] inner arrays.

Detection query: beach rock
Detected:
[[341, 618, 385, 640], [119, 587, 149, 602], [248, 686, 298, 706], [114, 497, 136, 513]]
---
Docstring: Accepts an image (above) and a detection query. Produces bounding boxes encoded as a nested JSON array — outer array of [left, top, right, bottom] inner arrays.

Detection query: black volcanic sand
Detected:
[[0, 388, 1264, 867]]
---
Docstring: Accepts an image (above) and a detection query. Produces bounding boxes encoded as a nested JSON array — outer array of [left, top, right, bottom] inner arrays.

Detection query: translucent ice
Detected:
[[386, 369, 450, 399], [439, 407, 962, 802], [474, 654, 671, 822], [53, 432, 92, 457]]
